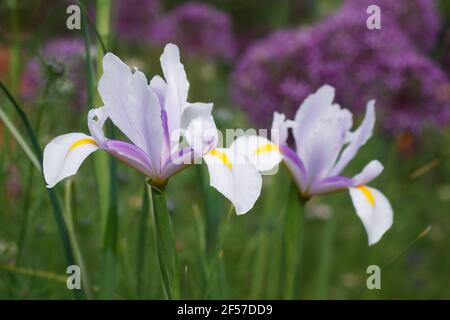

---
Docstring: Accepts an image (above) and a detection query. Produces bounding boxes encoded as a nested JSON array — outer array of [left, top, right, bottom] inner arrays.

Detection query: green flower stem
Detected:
[[314, 212, 337, 299], [64, 179, 93, 299], [283, 184, 306, 299], [147, 183, 180, 299], [203, 204, 233, 299]]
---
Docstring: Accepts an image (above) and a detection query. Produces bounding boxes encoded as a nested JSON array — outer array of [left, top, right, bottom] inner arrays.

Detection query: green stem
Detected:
[[282, 184, 306, 299], [314, 212, 337, 299], [203, 204, 233, 299], [64, 179, 93, 299], [136, 184, 150, 299], [147, 183, 180, 300]]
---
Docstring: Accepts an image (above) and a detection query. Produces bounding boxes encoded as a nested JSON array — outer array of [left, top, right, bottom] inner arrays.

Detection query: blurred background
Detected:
[[0, 0, 450, 299]]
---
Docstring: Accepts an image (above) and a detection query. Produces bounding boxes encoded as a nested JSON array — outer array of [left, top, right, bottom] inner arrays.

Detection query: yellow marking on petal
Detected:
[[208, 149, 232, 170], [357, 185, 375, 207], [255, 143, 279, 155], [69, 138, 97, 151]]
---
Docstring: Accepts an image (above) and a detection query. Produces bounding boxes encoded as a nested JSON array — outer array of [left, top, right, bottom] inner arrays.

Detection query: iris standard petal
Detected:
[[351, 160, 384, 186], [185, 115, 218, 156], [98, 53, 146, 148], [231, 135, 282, 173], [88, 107, 108, 147], [160, 43, 190, 146], [149, 75, 167, 107], [203, 148, 262, 215], [293, 84, 336, 153], [43, 133, 99, 188], [331, 100, 376, 176], [128, 69, 163, 171], [181, 102, 214, 130], [292, 85, 353, 186], [349, 186, 393, 245], [271, 112, 294, 145]]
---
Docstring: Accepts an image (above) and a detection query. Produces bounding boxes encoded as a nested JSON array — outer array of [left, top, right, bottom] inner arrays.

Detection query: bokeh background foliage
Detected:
[[0, 0, 450, 299]]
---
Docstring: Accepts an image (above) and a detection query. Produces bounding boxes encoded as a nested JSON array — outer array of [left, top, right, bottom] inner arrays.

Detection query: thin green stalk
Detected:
[[0, 81, 41, 160], [93, 0, 119, 299], [192, 204, 209, 296], [64, 179, 93, 299], [80, 0, 96, 110], [147, 183, 180, 300], [195, 166, 220, 255], [203, 204, 233, 299], [313, 212, 337, 299], [282, 184, 306, 299], [100, 145, 119, 299], [136, 184, 150, 299], [0, 105, 40, 171], [250, 168, 290, 299], [16, 164, 34, 265], [0, 264, 67, 283], [9, 0, 20, 94]]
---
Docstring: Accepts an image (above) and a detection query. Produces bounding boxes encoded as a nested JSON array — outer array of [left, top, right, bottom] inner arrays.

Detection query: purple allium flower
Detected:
[[314, 7, 450, 133], [374, 52, 450, 133], [309, 7, 414, 114], [115, 0, 160, 41], [232, 4, 450, 134], [150, 2, 236, 61], [343, 0, 441, 51], [20, 38, 87, 110], [231, 28, 322, 127]]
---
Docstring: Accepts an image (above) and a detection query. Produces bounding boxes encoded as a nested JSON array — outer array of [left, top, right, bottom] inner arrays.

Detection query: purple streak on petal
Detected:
[[103, 139, 154, 177], [309, 175, 353, 195], [279, 144, 308, 193], [161, 108, 171, 151], [160, 147, 199, 180]]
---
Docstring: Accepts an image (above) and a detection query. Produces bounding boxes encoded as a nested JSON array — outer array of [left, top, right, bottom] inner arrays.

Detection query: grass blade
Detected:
[[0, 80, 85, 299], [64, 179, 93, 299], [136, 184, 150, 299], [0, 105, 41, 171]]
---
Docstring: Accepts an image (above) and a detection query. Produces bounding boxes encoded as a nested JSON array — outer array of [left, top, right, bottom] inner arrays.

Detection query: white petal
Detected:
[[43, 133, 99, 188], [271, 112, 293, 145], [160, 43, 189, 144], [185, 115, 218, 155], [331, 100, 375, 176], [230, 135, 282, 174], [203, 148, 262, 215], [293, 84, 336, 153], [181, 102, 213, 130], [149, 75, 167, 106], [98, 53, 142, 147], [128, 70, 163, 171], [88, 107, 108, 146], [352, 160, 384, 186], [349, 186, 393, 245], [291, 85, 354, 186]]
